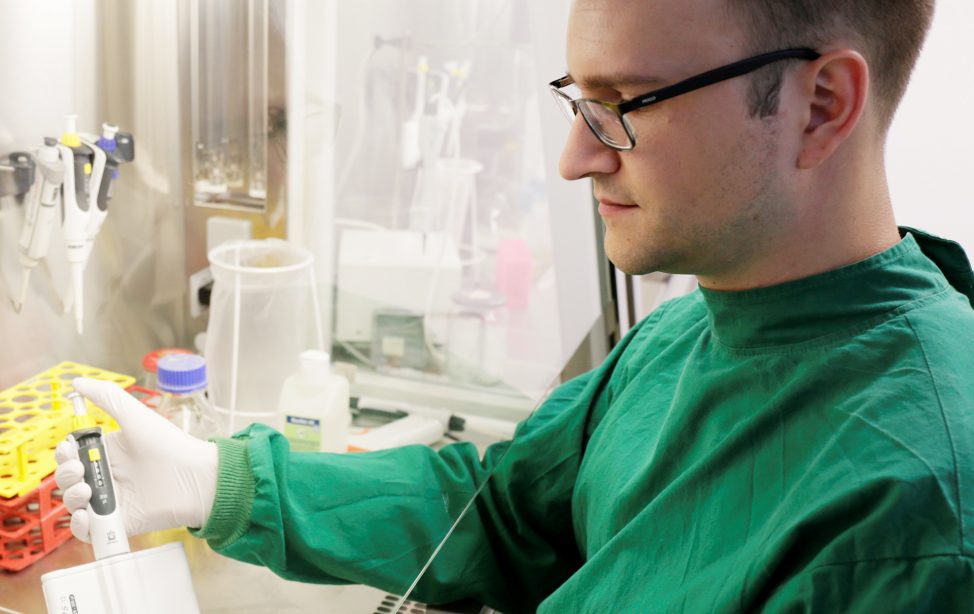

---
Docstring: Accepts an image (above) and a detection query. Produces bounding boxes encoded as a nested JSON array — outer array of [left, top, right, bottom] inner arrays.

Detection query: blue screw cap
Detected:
[[157, 354, 207, 393]]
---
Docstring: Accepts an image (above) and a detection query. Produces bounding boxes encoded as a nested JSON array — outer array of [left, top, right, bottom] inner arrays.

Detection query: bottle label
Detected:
[[284, 415, 321, 452]]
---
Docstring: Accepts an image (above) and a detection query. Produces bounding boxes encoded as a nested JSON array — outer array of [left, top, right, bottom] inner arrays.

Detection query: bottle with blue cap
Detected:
[[156, 353, 219, 439]]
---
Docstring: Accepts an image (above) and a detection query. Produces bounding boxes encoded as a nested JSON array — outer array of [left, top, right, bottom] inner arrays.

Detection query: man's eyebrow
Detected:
[[569, 72, 668, 90]]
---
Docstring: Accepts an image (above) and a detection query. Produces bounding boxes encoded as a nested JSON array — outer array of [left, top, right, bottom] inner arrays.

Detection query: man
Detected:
[[58, 0, 974, 611]]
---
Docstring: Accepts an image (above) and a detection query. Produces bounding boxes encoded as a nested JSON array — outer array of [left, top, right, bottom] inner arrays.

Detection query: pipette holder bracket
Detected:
[[0, 151, 35, 199]]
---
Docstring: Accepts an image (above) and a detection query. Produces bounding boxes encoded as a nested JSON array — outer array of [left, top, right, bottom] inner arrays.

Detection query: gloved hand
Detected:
[[54, 378, 219, 542]]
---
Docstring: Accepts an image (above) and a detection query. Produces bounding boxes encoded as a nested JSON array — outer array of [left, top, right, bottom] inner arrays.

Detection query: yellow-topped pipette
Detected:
[[67, 392, 130, 560], [57, 115, 94, 334]]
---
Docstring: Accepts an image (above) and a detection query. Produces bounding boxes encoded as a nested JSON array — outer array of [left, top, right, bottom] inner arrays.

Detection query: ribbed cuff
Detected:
[[188, 437, 255, 550]]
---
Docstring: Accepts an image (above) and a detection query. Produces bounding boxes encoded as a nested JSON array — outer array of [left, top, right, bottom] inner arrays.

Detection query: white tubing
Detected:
[[229, 247, 242, 434]]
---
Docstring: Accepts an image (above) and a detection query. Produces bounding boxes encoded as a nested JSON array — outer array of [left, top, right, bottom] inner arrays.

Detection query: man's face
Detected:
[[560, 0, 797, 277]]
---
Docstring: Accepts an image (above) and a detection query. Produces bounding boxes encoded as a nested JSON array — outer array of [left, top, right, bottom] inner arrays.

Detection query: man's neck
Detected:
[[697, 175, 901, 292]]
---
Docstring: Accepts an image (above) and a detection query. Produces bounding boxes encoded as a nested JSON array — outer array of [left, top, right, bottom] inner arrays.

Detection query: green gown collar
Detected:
[[698, 229, 974, 350]]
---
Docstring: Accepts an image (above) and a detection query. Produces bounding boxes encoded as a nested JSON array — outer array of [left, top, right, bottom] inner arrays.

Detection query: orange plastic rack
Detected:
[[0, 473, 71, 572]]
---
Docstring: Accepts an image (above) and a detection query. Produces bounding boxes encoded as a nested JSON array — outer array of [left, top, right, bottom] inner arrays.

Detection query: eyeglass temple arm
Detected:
[[618, 48, 820, 114]]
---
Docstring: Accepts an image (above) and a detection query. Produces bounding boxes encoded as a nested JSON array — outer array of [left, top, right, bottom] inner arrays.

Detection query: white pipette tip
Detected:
[[66, 391, 87, 416], [70, 263, 84, 335], [14, 269, 31, 313], [67, 391, 95, 431]]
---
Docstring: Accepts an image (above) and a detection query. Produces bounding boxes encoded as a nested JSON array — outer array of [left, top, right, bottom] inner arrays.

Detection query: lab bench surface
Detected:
[[0, 529, 402, 613]]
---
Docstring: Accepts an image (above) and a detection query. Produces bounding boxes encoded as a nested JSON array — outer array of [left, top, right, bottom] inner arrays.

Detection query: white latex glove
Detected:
[[54, 378, 219, 542]]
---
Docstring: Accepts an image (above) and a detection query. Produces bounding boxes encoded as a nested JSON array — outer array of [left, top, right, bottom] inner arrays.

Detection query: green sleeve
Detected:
[[761, 555, 974, 612], [189, 372, 594, 613], [190, 310, 661, 612]]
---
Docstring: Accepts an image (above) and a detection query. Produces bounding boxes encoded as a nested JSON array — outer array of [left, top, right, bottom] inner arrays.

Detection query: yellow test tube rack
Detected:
[[0, 362, 134, 499]]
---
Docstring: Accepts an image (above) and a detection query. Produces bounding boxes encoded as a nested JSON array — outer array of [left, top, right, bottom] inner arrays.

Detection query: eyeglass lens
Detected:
[[552, 90, 577, 124], [550, 88, 633, 149], [578, 100, 631, 149]]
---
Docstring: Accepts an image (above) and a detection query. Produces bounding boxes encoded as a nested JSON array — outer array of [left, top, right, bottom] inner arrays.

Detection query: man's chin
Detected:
[[605, 240, 689, 277], [605, 252, 660, 277]]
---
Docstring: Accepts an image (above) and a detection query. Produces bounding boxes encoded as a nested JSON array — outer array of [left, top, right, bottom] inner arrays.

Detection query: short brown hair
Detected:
[[726, 0, 935, 129]]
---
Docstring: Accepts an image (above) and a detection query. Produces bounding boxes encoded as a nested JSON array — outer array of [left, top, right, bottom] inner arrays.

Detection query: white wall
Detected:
[[0, 0, 87, 151], [887, 0, 974, 257]]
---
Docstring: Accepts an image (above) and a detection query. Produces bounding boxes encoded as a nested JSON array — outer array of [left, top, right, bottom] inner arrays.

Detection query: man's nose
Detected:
[[558, 116, 621, 180]]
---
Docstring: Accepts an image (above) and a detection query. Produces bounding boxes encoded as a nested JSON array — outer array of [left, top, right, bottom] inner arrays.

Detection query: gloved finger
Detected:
[[62, 482, 92, 514], [70, 508, 92, 543], [72, 378, 150, 431], [55, 458, 85, 491], [55, 437, 79, 464]]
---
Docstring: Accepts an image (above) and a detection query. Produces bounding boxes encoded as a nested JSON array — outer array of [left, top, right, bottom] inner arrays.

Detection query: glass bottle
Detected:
[[447, 287, 509, 385], [141, 347, 192, 391], [156, 353, 220, 439]]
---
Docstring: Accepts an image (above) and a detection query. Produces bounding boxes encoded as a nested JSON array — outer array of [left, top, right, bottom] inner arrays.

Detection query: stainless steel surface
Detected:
[[1, 530, 392, 613], [178, 0, 289, 306]]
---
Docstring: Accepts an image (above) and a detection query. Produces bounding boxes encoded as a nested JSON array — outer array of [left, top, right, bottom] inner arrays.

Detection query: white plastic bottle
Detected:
[[277, 350, 351, 453]]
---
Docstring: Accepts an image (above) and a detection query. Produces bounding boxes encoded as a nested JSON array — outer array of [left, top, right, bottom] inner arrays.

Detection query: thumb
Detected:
[[72, 378, 151, 430]]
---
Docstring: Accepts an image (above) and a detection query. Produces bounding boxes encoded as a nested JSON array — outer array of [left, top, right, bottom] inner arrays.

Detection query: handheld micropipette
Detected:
[[78, 132, 108, 264], [80, 124, 134, 265], [14, 138, 64, 312], [67, 392, 131, 560], [63, 127, 111, 318], [57, 114, 93, 334], [62, 124, 135, 317]]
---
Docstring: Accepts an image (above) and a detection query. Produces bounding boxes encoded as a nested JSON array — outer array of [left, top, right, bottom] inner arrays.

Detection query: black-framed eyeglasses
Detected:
[[549, 48, 821, 151]]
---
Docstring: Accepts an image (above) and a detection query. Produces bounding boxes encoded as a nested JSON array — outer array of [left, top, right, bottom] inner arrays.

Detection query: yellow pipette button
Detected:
[[88, 448, 101, 462]]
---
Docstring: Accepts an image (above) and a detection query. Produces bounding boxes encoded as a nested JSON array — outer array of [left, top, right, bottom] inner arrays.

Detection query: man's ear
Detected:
[[797, 50, 870, 169]]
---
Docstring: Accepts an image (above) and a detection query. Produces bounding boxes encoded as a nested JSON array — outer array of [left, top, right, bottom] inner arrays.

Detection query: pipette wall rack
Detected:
[[0, 362, 133, 500]]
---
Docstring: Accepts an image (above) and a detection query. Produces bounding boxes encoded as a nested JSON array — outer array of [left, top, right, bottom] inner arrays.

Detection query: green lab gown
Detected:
[[193, 229, 974, 613]]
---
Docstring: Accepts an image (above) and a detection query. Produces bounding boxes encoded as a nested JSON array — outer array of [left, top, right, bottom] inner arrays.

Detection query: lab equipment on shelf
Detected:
[[336, 229, 461, 347]]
